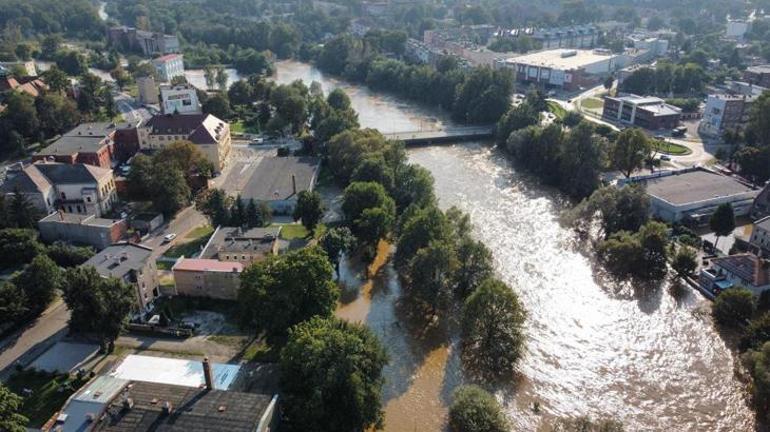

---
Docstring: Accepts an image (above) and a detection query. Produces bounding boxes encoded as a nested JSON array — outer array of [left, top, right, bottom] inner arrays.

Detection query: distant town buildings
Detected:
[[602, 94, 682, 130], [237, 156, 321, 214], [200, 226, 281, 266], [106, 26, 180, 57], [160, 83, 202, 114], [38, 212, 127, 250], [0, 61, 37, 77], [152, 53, 185, 82], [172, 258, 243, 300], [136, 76, 159, 105], [0, 74, 47, 97], [501, 48, 620, 90], [726, 18, 752, 41], [34, 122, 140, 169], [138, 113, 231, 170], [1, 161, 117, 217], [744, 64, 770, 88], [625, 167, 759, 225], [82, 243, 160, 312]]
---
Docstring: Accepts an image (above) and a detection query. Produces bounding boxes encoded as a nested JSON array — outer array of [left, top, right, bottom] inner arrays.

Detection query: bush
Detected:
[[742, 313, 770, 350], [448, 385, 508, 432], [712, 287, 754, 327]]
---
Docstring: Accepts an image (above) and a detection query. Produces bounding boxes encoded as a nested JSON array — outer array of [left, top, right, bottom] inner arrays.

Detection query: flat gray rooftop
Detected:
[[644, 170, 757, 205]]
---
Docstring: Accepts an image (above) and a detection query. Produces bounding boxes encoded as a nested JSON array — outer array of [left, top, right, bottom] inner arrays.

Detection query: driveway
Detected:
[[0, 300, 70, 380], [141, 206, 209, 258]]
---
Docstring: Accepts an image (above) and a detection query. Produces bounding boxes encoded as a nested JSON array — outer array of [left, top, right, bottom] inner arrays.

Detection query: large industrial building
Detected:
[[501, 48, 620, 90]]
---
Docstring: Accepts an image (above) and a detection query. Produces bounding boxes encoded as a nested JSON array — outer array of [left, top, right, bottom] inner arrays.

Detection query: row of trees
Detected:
[[729, 90, 770, 184], [711, 288, 770, 421], [196, 189, 273, 229], [0, 228, 94, 332], [314, 34, 514, 124], [620, 62, 707, 97]]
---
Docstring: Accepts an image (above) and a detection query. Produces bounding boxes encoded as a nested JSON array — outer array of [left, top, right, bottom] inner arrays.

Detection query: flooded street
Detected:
[[277, 60, 756, 431]]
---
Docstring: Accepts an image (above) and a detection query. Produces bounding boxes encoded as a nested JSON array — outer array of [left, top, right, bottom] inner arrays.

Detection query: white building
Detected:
[[501, 48, 620, 90], [152, 54, 185, 82], [750, 216, 770, 256], [726, 18, 752, 40], [160, 83, 201, 114], [625, 167, 760, 225], [138, 113, 231, 170]]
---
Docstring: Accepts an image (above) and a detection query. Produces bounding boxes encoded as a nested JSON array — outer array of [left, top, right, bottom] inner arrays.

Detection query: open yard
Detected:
[[6, 370, 87, 428], [547, 101, 567, 120], [581, 97, 604, 110], [231, 120, 259, 135], [164, 225, 214, 258]]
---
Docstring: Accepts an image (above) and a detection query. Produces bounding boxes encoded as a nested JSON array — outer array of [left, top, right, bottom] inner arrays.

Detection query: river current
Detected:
[[272, 60, 755, 431]]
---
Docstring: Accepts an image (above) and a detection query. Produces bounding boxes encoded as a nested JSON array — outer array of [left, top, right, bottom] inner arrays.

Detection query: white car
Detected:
[[162, 233, 177, 243]]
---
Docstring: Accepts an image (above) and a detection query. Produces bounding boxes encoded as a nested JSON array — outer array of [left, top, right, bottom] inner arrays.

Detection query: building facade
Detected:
[[744, 65, 770, 88], [700, 254, 770, 296], [172, 258, 243, 300], [602, 94, 682, 130], [750, 216, 770, 256], [152, 54, 185, 82], [200, 226, 281, 266], [138, 113, 231, 170], [160, 83, 201, 114], [38, 212, 127, 250], [107, 26, 180, 57], [33, 122, 139, 169], [82, 243, 160, 312], [752, 183, 770, 220], [502, 49, 620, 90], [1, 161, 117, 217], [136, 76, 159, 105]]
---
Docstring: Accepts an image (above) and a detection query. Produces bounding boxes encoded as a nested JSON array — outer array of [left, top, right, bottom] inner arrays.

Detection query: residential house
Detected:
[[750, 216, 770, 256], [624, 167, 759, 225], [237, 156, 321, 214], [152, 54, 185, 82], [38, 212, 127, 250], [200, 226, 281, 266], [160, 83, 201, 114], [700, 253, 770, 296], [171, 258, 243, 300], [138, 113, 231, 170], [82, 243, 160, 312], [34, 122, 140, 169], [602, 94, 682, 130], [0, 161, 118, 217]]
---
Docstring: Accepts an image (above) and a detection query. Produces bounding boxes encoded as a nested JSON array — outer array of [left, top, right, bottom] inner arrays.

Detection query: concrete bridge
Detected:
[[383, 125, 495, 145]]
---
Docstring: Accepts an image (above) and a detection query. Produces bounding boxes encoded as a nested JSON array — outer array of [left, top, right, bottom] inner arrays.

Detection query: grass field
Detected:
[[164, 225, 214, 258], [6, 370, 87, 427], [277, 223, 310, 240], [547, 101, 567, 120], [653, 140, 692, 155], [581, 97, 604, 110], [231, 120, 259, 135]]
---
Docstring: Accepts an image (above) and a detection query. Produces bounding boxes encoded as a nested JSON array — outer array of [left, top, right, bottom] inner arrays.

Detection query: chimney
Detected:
[[291, 174, 297, 195], [202, 357, 214, 390]]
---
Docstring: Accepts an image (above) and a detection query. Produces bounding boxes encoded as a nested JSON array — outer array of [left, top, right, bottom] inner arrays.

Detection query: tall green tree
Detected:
[[672, 246, 698, 279], [61, 266, 134, 352], [610, 128, 651, 178], [405, 240, 458, 311], [293, 190, 325, 233], [0, 282, 27, 327], [0, 228, 45, 268], [238, 247, 338, 343], [454, 238, 494, 299], [743, 342, 770, 421], [152, 167, 191, 217], [710, 203, 736, 249], [8, 188, 40, 229], [0, 384, 28, 432], [12, 254, 61, 315], [41, 65, 69, 93], [712, 287, 754, 327], [448, 385, 509, 432], [280, 317, 388, 432], [461, 278, 526, 382], [320, 227, 355, 276]]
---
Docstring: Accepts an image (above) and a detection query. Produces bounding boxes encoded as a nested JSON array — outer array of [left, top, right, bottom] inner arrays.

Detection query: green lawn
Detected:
[[581, 97, 604, 110], [156, 260, 174, 270], [277, 223, 310, 240], [231, 120, 259, 135], [6, 370, 87, 428], [547, 101, 567, 120], [164, 225, 214, 258], [653, 140, 692, 156]]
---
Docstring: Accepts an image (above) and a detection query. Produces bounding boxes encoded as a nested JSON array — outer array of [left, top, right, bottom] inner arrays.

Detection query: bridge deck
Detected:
[[383, 126, 495, 143]]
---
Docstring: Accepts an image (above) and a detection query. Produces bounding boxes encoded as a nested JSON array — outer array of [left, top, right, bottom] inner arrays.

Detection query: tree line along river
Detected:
[[272, 59, 754, 431]]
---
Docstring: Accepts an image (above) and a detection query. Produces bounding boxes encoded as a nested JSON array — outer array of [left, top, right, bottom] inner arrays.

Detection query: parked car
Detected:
[[660, 155, 671, 161], [162, 233, 177, 243], [672, 126, 687, 137]]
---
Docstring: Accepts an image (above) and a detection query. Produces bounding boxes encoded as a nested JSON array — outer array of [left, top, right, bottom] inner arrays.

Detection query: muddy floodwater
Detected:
[[275, 60, 756, 431]]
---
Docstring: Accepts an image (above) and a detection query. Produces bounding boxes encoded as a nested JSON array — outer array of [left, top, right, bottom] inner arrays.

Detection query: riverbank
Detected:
[[274, 60, 756, 431]]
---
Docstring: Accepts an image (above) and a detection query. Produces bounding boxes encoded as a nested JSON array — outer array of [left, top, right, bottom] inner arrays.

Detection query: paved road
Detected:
[[0, 300, 70, 380], [140, 206, 209, 258], [115, 92, 151, 124]]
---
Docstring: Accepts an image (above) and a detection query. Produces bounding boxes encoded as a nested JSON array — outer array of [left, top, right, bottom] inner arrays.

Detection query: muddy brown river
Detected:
[[273, 60, 756, 431]]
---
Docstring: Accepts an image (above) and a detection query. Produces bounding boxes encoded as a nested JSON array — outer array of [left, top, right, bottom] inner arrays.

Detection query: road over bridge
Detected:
[[383, 125, 495, 145]]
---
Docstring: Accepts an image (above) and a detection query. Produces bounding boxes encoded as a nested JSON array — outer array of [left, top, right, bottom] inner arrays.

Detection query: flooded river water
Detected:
[[273, 60, 756, 431]]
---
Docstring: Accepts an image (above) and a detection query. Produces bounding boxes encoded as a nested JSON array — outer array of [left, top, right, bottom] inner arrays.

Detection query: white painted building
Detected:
[[160, 83, 201, 114], [152, 53, 185, 82], [726, 18, 752, 40]]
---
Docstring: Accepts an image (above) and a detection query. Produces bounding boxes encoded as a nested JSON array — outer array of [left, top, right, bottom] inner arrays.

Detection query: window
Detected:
[[76, 205, 81, 213], [61, 192, 67, 200], [86, 196, 92, 203]]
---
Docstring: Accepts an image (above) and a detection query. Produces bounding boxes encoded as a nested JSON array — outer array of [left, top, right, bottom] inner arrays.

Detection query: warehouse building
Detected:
[[501, 48, 620, 90]]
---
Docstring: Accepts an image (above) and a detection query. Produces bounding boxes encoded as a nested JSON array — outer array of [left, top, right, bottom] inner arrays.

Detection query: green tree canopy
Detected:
[[280, 316, 388, 432], [12, 254, 61, 315], [0, 384, 28, 432], [238, 246, 338, 343], [448, 385, 509, 432], [609, 128, 651, 178], [709, 203, 735, 249], [0, 228, 45, 268], [712, 287, 755, 327], [293, 190, 325, 233], [461, 278, 526, 382]]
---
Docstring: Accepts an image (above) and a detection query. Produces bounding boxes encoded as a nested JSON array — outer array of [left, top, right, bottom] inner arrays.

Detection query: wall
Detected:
[[173, 269, 241, 300], [38, 218, 127, 250]]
